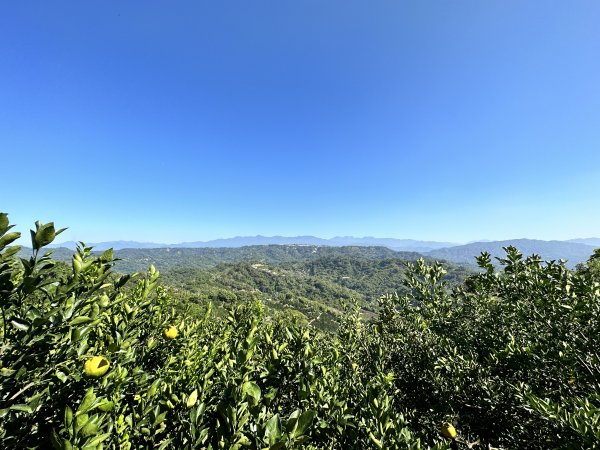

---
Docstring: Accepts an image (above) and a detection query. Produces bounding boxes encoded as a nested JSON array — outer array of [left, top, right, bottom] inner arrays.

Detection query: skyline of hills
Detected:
[[38, 236, 599, 272], [566, 237, 600, 247], [48, 235, 600, 253], [48, 236, 459, 252], [426, 239, 596, 269]]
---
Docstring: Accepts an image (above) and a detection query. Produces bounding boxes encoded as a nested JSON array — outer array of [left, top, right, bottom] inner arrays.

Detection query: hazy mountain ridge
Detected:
[[47, 240, 169, 251], [427, 239, 597, 268], [49, 236, 458, 252], [43, 237, 600, 270], [28, 245, 422, 273], [566, 238, 600, 247]]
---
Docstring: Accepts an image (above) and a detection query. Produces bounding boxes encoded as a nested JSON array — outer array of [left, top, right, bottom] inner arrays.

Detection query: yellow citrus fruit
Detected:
[[441, 422, 457, 439], [351, 362, 358, 371], [164, 326, 178, 339], [84, 356, 110, 378]]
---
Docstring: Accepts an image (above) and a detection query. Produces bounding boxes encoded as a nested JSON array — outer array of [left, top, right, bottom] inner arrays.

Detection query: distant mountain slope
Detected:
[[566, 238, 600, 247], [27, 245, 420, 273], [323, 237, 457, 251], [48, 240, 167, 250], [115, 245, 425, 273], [160, 257, 473, 331], [427, 239, 595, 268], [50, 236, 458, 252], [174, 236, 458, 251]]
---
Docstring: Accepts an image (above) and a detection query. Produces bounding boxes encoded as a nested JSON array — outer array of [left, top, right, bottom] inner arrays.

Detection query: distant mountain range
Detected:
[[32, 245, 419, 273], [49, 240, 169, 251], [566, 238, 600, 247], [48, 236, 459, 252], [426, 239, 597, 268], [47, 236, 599, 269]]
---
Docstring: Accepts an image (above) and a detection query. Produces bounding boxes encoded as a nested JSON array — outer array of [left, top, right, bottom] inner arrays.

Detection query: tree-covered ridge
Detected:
[[21, 246, 473, 332], [2, 214, 600, 449], [160, 257, 472, 331], [21, 245, 421, 273]]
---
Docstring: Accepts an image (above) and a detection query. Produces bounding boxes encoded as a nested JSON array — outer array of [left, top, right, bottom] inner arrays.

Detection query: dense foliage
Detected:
[[27, 245, 414, 274], [1, 214, 599, 449], [146, 256, 472, 332]]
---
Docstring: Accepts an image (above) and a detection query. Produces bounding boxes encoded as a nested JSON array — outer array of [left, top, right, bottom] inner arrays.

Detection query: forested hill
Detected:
[[18, 244, 472, 331], [159, 255, 473, 331], [48, 236, 457, 252], [23, 244, 420, 273], [427, 239, 596, 268]]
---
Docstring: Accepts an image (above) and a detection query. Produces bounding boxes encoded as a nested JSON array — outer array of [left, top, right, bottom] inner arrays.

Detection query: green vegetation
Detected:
[[160, 257, 472, 332], [27, 245, 412, 274], [1, 214, 599, 449], [26, 244, 472, 332]]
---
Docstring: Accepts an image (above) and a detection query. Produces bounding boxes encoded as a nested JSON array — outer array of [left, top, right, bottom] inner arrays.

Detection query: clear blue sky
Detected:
[[2, 1, 599, 244]]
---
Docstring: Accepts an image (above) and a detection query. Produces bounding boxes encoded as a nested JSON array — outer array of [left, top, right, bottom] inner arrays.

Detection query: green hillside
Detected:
[[160, 258, 472, 331], [3, 216, 600, 449], [18, 245, 472, 331], [22, 245, 415, 273]]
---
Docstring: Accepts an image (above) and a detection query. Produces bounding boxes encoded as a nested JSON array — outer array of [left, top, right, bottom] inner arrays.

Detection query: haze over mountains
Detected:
[[426, 239, 597, 268], [566, 238, 600, 247], [49, 236, 458, 252], [46, 236, 600, 269]]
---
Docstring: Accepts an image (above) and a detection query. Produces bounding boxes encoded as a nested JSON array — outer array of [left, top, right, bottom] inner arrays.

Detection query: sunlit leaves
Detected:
[[1, 212, 599, 449]]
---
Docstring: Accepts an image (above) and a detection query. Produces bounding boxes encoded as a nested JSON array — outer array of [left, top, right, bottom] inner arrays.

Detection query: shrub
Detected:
[[0, 214, 439, 449], [1, 212, 598, 449]]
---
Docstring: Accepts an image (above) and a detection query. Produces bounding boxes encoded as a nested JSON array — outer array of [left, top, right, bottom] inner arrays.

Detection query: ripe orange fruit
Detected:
[[441, 422, 457, 439], [164, 326, 178, 340], [84, 356, 110, 378]]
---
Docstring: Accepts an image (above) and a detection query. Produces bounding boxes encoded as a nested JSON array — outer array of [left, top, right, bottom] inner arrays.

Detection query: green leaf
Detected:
[[64, 406, 74, 431], [10, 318, 30, 331], [242, 381, 261, 406], [0, 213, 9, 234], [0, 368, 16, 377], [234, 435, 251, 447], [70, 316, 93, 326], [80, 418, 98, 437], [9, 404, 33, 413], [153, 410, 167, 427], [77, 388, 96, 415], [2, 245, 21, 259], [82, 433, 111, 449], [50, 430, 64, 450], [148, 378, 162, 397], [265, 414, 282, 446], [30, 229, 37, 251], [100, 248, 113, 262], [33, 222, 56, 250], [96, 400, 114, 412], [187, 389, 198, 408], [0, 231, 20, 249], [369, 431, 383, 449], [294, 410, 316, 438]]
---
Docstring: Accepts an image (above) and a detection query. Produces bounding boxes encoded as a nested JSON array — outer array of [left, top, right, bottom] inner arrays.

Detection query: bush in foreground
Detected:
[[1, 213, 599, 449]]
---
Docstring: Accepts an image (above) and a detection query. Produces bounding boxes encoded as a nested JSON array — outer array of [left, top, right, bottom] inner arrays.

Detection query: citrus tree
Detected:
[[1, 212, 598, 449], [0, 214, 444, 449]]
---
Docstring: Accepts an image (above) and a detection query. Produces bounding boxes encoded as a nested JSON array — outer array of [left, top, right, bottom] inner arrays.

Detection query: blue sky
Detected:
[[1, 1, 599, 244]]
